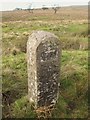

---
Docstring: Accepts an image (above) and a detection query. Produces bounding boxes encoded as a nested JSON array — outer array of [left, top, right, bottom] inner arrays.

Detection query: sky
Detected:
[[0, 0, 89, 11]]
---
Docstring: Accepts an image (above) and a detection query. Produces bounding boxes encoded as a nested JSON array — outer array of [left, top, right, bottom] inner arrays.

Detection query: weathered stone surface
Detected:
[[27, 31, 61, 108]]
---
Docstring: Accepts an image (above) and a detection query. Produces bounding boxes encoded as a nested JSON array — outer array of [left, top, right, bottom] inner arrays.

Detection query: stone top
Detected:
[[27, 31, 61, 50]]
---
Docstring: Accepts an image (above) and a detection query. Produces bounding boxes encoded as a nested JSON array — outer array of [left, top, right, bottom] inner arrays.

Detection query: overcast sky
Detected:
[[0, 0, 89, 11]]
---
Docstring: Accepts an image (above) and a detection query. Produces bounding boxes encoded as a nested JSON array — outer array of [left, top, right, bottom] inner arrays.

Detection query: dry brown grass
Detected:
[[36, 104, 55, 118], [2, 6, 88, 22]]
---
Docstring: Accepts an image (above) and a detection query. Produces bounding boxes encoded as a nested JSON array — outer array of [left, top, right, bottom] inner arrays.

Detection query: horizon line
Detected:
[[0, 4, 88, 12]]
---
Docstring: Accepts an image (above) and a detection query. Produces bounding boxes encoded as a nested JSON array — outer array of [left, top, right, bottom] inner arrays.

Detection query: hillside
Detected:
[[2, 5, 88, 22]]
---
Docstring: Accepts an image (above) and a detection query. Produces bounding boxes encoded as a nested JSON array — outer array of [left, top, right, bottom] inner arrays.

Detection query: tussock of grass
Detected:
[[11, 96, 36, 118]]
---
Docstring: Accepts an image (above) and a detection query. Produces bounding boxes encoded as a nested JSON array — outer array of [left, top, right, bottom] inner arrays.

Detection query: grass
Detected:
[[2, 7, 88, 118], [2, 21, 88, 55], [2, 51, 88, 118]]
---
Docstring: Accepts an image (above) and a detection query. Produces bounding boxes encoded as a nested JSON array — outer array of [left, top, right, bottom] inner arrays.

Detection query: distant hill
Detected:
[[61, 5, 88, 9]]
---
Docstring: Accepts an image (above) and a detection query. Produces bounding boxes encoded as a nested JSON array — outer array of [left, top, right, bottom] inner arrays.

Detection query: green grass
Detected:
[[11, 96, 37, 118], [2, 22, 88, 55], [2, 51, 88, 118]]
